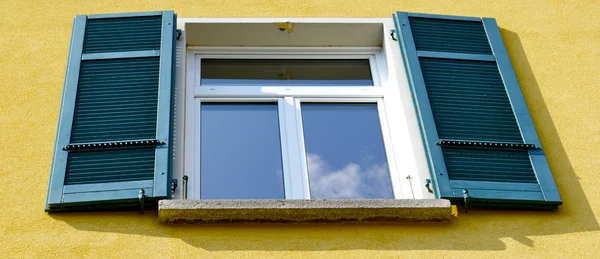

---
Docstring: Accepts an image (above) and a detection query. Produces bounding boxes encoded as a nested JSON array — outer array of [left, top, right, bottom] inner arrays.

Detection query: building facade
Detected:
[[1, 0, 599, 258]]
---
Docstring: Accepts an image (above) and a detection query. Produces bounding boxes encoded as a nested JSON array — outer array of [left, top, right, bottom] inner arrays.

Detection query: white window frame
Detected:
[[183, 46, 426, 200], [189, 98, 286, 200], [176, 19, 434, 201], [189, 47, 386, 98], [294, 97, 410, 199]]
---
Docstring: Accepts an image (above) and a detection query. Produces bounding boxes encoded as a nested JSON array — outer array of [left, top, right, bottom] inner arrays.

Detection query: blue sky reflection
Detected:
[[301, 103, 394, 199]]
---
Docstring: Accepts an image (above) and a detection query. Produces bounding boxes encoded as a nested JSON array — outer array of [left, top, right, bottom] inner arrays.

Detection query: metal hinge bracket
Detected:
[[138, 189, 145, 214], [463, 189, 470, 214], [182, 175, 189, 199], [171, 179, 178, 193], [425, 179, 434, 193], [390, 29, 398, 41]]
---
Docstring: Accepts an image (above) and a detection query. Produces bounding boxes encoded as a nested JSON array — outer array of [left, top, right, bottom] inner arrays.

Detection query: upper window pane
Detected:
[[200, 103, 285, 199], [301, 103, 394, 199], [201, 59, 373, 86]]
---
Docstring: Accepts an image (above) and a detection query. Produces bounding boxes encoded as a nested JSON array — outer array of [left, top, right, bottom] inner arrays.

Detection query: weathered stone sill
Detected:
[[158, 199, 453, 224]]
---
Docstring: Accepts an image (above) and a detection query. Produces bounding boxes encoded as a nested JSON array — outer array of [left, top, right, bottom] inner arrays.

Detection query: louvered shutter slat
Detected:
[[394, 12, 562, 209], [46, 11, 176, 212]]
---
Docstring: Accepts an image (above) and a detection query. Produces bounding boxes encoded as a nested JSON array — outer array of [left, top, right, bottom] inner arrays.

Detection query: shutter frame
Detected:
[[46, 11, 176, 212], [393, 11, 562, 209], [482, 18, 561, 204], [154, 10, 176, 201], [47, 15, 87, 209]]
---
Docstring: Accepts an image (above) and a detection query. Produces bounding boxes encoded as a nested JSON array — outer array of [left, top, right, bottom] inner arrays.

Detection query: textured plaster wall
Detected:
[[1, 0, 599, 258]]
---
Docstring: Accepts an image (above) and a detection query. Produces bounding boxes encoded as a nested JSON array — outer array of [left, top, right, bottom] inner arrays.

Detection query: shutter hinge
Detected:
[[390, 29, 398, 41], [138, 189, 145, 214], [425, 179, 434, 193], [171, 179, 178, 194], [176, 29, 182, 40], [463, 189, 470, 214]]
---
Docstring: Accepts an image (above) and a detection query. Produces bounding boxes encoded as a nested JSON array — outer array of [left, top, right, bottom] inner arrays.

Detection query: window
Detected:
[[301, 102, 394, 199], [175, 15, 561, 211], [199, 102, 285, 199], [200, 59, 374, 86], [183, 47, 421, 200], [46, 11, 561, 215]]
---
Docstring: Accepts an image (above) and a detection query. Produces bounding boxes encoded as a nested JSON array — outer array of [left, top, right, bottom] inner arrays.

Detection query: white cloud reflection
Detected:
[[307, 153, 394, 199]]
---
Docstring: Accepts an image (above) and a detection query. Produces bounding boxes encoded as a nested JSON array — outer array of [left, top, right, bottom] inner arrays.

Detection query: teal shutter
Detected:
[[46, 11, 177, 212], [393, 12, 561, 209]]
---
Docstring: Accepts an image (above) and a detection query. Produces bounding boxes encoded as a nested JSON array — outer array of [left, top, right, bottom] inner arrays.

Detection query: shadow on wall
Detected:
[[49, 30, 598, 251]]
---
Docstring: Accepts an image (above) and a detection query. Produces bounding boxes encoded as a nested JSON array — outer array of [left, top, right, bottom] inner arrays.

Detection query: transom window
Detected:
[[184, 47, 420, 200], [200, 59, 374, 86]]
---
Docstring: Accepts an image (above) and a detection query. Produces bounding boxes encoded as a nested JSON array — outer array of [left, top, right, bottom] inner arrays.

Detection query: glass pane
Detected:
[[200, 103, 285, 199], [201, 59, 373, 86], [301, 103, 394, 199]]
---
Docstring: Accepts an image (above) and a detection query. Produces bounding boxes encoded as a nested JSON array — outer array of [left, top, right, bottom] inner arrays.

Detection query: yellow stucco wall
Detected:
[[1, 0, 599, 258]]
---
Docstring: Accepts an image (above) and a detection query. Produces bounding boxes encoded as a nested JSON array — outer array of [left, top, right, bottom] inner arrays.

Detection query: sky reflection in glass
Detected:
[[200, 103, 285, 199], [301, 103, 394, 199]]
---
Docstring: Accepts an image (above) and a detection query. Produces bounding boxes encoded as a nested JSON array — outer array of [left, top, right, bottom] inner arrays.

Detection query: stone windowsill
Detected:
[[158, 199, 453, 224]]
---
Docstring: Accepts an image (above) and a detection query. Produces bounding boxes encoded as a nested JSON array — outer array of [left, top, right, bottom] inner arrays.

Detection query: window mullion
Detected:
[[281, 97, 309, 199], [278, 98, 293, 199]]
